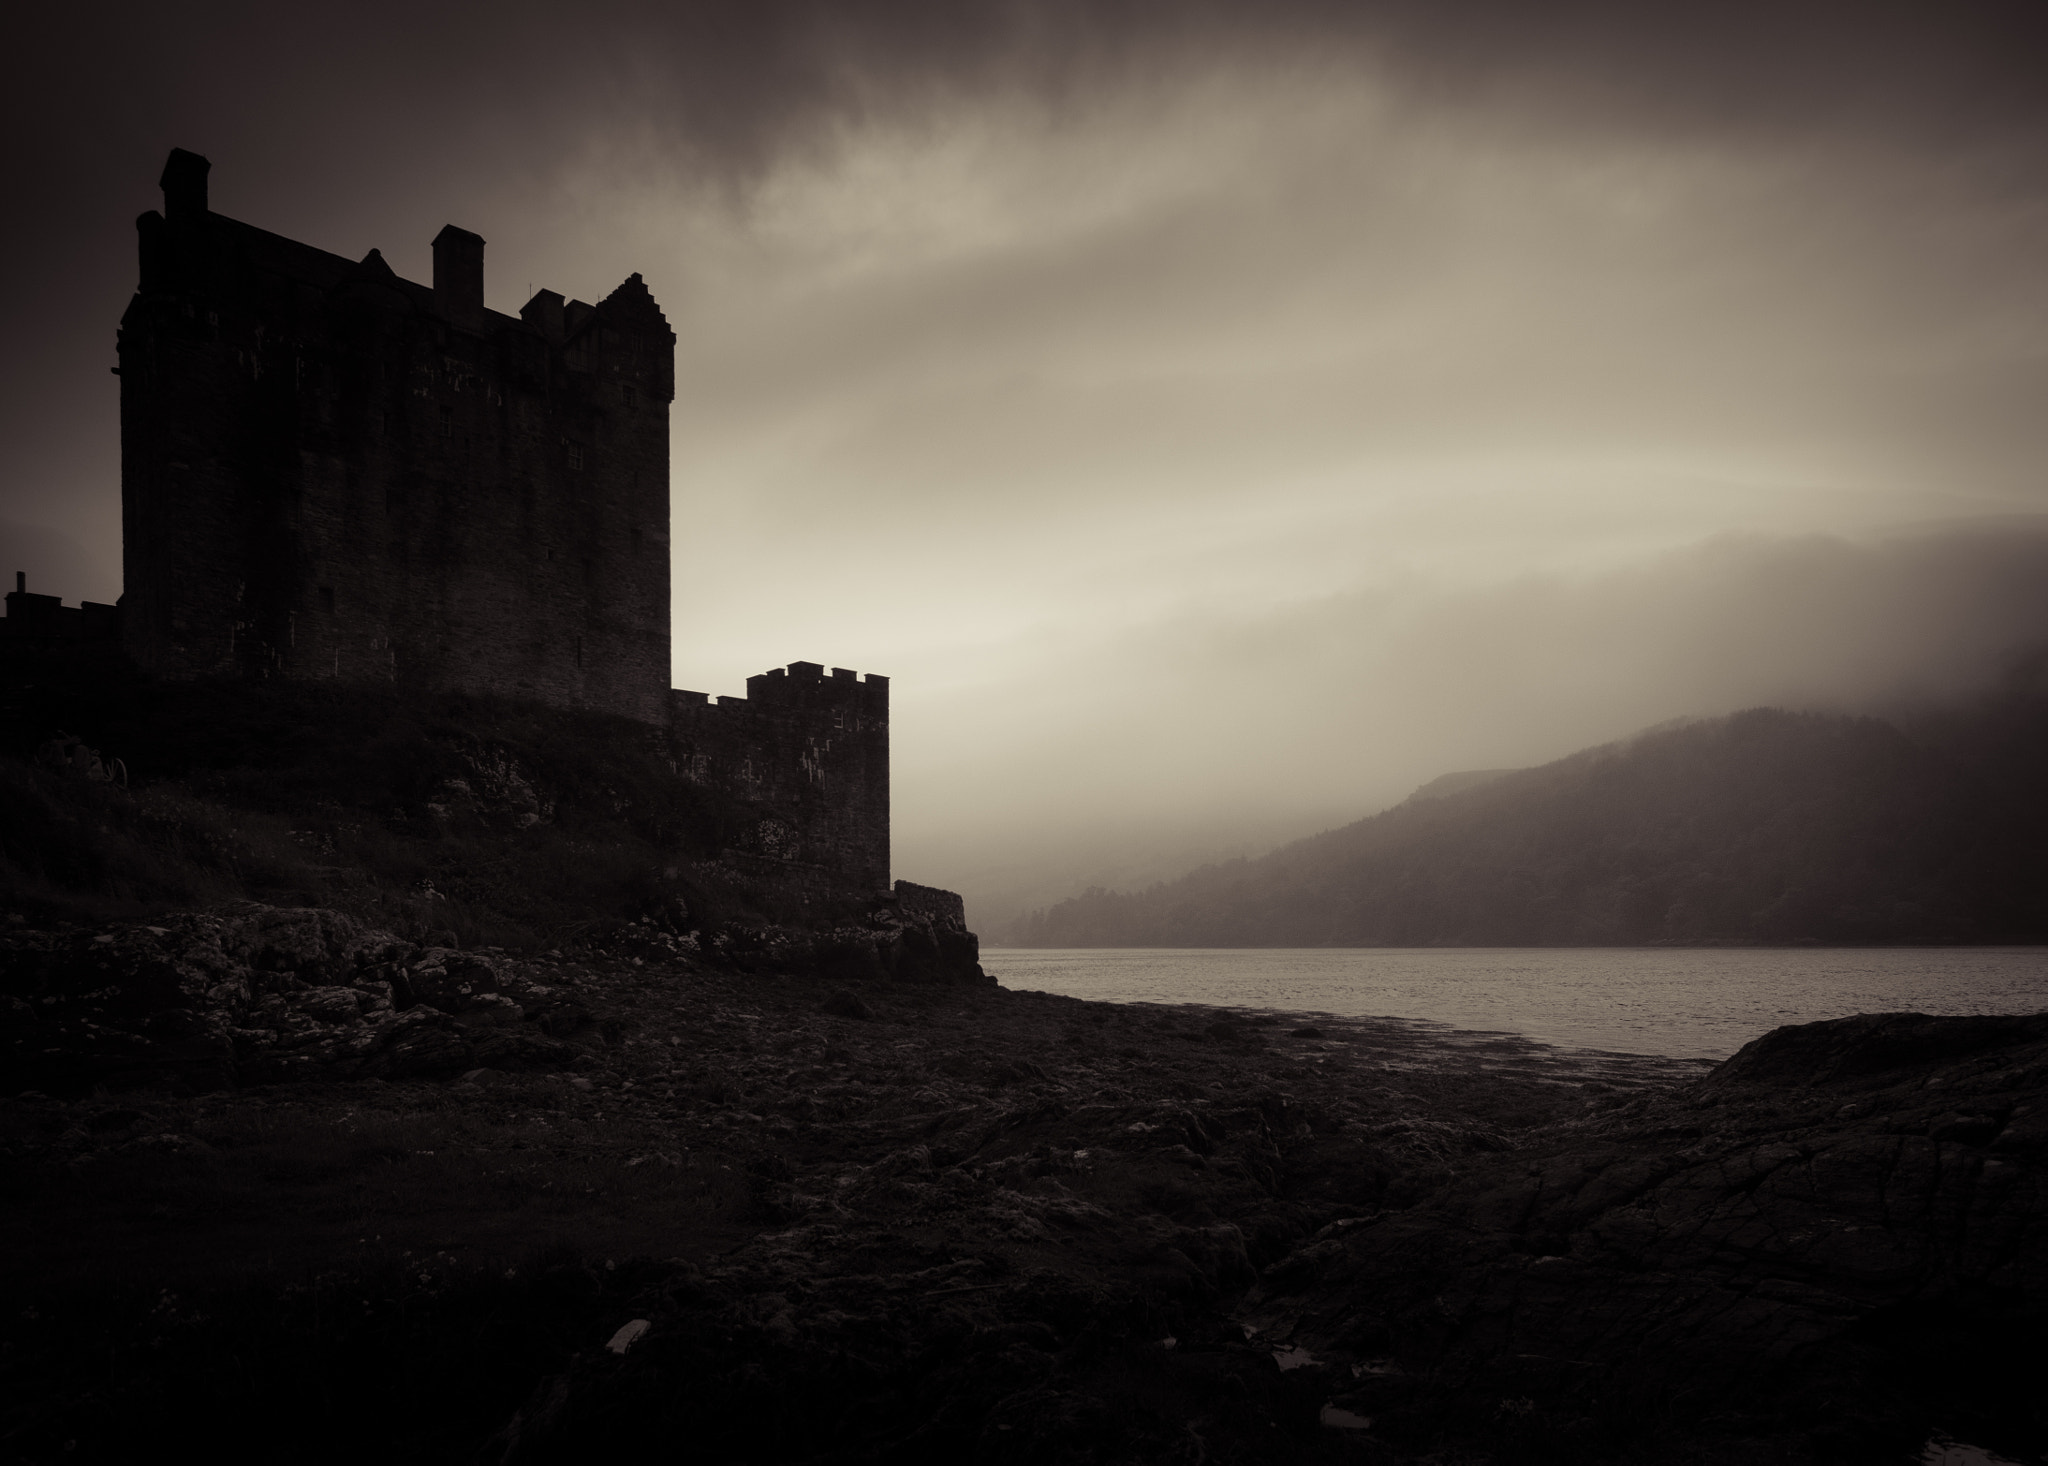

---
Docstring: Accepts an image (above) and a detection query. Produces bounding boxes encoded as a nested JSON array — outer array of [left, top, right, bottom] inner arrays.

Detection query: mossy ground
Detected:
[[0, 648, 789, 946]]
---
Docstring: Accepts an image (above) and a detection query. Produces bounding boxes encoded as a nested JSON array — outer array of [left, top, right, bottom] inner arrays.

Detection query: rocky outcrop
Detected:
[[0, 904, 581, 1093], [1241, 1012, 2048, 1461], [1, 898, 987, 1097], [692, 892, 987, 985]]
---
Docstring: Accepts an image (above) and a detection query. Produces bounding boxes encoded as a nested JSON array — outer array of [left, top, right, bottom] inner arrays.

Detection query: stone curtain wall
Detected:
[[670, 663, 890, 897], [119, 151, 674, 724], [892, 880, 965, 926]]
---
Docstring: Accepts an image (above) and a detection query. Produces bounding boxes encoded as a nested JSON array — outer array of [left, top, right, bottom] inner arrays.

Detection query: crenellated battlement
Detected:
[[674, 664, 887, 718], [748, 662, 888, 698], [666, 663, 890, 895]]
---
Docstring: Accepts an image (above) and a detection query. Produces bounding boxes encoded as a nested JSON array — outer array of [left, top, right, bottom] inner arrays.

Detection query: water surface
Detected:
[[983, 947, 2048, 1059]]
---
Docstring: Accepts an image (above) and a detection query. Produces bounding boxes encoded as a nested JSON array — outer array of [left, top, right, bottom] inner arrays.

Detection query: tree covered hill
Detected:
[[1008, 691, 2048, 947]]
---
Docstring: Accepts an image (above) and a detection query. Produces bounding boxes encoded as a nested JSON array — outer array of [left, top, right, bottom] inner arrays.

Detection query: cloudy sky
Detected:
[[6, 1, 2048, 926]]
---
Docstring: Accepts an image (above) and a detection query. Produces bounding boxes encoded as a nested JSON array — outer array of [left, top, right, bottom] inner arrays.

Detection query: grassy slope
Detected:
[[0, 649, 792, 946]]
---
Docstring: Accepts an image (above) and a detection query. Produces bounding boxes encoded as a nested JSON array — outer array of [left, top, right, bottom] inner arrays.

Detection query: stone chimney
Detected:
[[520, 288, 566, 344], [160, 148, 210, 223], [432, 225, 485, 328]]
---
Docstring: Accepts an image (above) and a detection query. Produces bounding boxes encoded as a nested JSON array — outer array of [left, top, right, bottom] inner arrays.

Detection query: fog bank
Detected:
[[910, 523, 2048, 929]]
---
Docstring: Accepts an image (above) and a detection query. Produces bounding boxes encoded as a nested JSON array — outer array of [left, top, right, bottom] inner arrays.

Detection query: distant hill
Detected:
[[1400, 768, 1520, 804], [1008, 693, 2048, 947]]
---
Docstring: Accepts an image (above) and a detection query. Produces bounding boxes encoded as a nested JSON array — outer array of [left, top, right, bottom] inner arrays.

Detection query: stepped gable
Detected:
[[593, 272, 671, 334]]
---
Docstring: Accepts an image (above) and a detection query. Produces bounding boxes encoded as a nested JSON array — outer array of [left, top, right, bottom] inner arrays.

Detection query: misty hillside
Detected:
[[1008, 688, 2048, 947]]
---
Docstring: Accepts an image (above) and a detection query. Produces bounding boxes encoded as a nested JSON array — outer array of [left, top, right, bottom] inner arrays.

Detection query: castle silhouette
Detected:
[[8, 149, 894, 903]]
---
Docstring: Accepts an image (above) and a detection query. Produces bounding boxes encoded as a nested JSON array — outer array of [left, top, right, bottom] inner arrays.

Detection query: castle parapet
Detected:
[[2, 573, 121, 646], [744, 661, 889, 712], [894, 880, 966, 926], [666, 663, 891, 897]]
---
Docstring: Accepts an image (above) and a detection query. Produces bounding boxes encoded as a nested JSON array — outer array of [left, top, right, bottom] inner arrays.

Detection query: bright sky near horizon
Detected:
[[7, 2, 2048, 925]]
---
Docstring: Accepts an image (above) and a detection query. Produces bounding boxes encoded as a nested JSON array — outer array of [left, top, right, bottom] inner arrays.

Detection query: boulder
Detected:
[[214, 904, 387, 983], [405, 951, 501, 1014], [292, 985, 368, 1024]]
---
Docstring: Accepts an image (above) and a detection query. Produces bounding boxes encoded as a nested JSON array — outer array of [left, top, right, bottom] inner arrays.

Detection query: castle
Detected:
[[11, 149, 896, 903]]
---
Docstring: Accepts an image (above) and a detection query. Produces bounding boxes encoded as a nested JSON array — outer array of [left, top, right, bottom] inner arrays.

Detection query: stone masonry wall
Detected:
[[670, 663, 890, 897], [119, 151, 674, 724]]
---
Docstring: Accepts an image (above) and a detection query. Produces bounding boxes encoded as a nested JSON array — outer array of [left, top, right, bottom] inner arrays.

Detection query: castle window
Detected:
[[568, 443, 584, 471], [623, 384, 637, 408], [318, 586, 335, 613], [574, 635, 583, 669], [439, 405, 452, 438]]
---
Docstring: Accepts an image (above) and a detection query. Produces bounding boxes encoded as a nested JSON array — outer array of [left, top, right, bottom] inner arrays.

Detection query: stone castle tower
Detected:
[[112, 149, 890, 896], [119, 149, 673, 721]]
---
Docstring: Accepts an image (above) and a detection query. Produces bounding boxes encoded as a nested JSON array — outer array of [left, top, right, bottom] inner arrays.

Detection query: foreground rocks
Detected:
[[1, 897, 985, 1097], [1, 905, 2041, 1464], [1245, 1012, 2048, 1463]]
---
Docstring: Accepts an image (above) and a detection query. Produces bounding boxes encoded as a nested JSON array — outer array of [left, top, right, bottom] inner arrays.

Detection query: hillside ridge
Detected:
[[1010, 691, 2048, 947]]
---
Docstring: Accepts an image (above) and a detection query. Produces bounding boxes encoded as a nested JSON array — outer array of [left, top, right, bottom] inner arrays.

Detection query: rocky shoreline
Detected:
[[2, 906, 2043, 1463]]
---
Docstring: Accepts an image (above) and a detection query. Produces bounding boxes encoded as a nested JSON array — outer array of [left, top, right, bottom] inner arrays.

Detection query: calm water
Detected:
[[982, 947, 2048, 1060]]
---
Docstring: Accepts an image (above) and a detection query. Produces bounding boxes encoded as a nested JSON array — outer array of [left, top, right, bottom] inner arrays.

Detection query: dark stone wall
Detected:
[[1, 582, 120, 646], [670, 663, 890, 896], [118, 152, 674, 724], [892, 880, 965, 926]]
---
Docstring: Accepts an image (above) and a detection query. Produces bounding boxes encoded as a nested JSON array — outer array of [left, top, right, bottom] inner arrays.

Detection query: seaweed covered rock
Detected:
[[1241, 1012, 2048, 1462]]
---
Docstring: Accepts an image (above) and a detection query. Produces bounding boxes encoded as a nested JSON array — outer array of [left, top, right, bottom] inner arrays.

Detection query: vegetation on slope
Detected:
[[0, 644, 773, 947], [1010, 674, 2048, 947]]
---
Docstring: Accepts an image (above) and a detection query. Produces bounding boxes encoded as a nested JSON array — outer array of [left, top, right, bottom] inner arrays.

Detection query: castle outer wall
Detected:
[[671, 662, 890, 897], [118, 151, 674, 723]]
